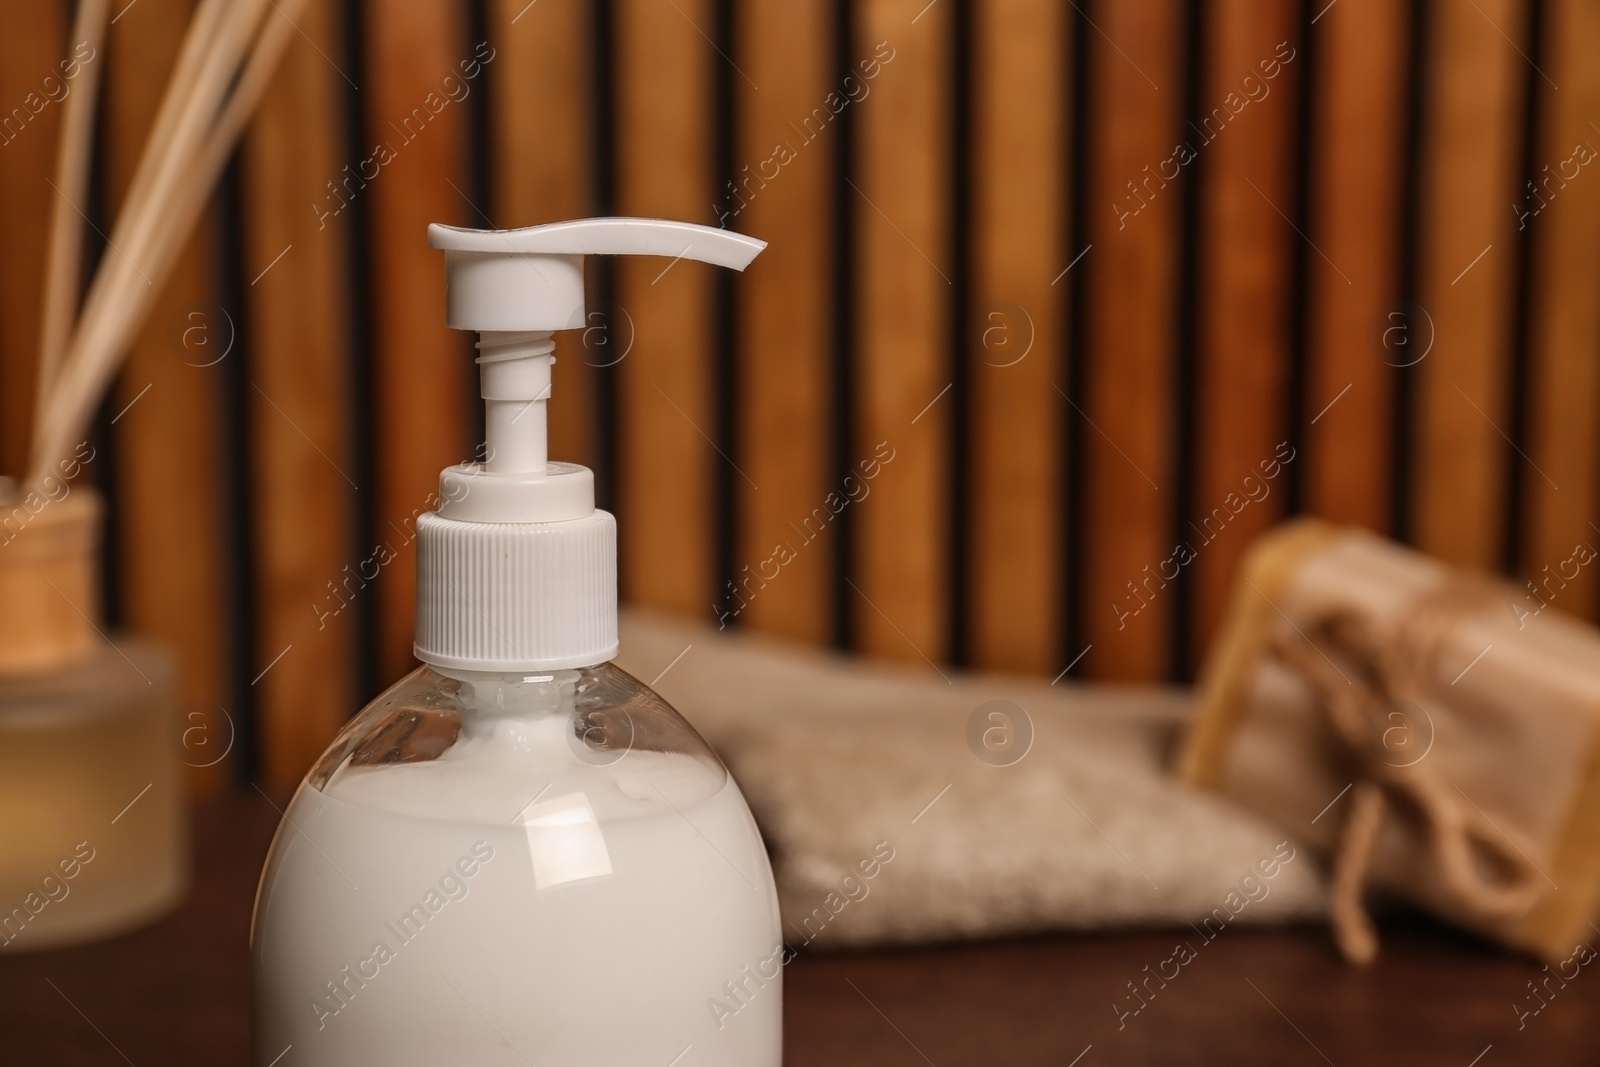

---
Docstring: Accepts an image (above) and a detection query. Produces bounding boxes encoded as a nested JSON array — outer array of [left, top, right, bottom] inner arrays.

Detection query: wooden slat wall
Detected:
[[1412, 0, 1529, 570], [1079, 0, 1182, 680], [4, 0, 1600, 789], [1303, 0, 1406, 531], [853, 0, 951, 667], [103, 0, 232, 793], [0, 2, 64, 479], [1189, 1, 1298, 663], [613, 0, 717, 618], [362, 0, 473, 685], [1521, 0, 1600, 613], [968, 0, 1064, 674], [242, 0, 355, 784], [734, 0, 834, 644]]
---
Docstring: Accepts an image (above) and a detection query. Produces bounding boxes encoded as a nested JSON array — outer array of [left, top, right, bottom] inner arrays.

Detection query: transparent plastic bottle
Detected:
[[253, 216, 782, 1064], [251, 662, 782, 1066]]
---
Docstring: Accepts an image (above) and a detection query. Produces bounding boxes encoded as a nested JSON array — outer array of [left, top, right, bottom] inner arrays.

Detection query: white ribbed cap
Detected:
[[415, 510, 618, 672]]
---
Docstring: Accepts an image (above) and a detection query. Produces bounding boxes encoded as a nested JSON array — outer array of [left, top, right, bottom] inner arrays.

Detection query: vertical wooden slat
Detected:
[[362, 0, 472, 683], [1412, 0, 1528, 570], [853, 0, 950, 665], [490, 0, 595, 472], [243, 0, 356, 786], [1521, 0, 1600, 618], [1191, 1, 1297, 656], [613, 0, 716, 617], [1080, 0, 1180, 680], [968, 0, 1063, 672], [1304, 0, 1406, 532], [0, 2, 67, 479], [733, 0, 833, 643], [104, 0, 231, 791]]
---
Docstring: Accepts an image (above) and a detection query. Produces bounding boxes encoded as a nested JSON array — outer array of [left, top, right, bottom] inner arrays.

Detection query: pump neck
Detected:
[[477, 330, 555, 475]]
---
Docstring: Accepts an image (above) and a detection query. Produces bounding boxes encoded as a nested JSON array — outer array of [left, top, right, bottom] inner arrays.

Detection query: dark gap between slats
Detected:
[[217, 158, 259, 783], [1282, 0, 1318, 519], [1502, 0, 1547, 576], [90, 410, 121, 621], [1389, 0, 1431, 544], [91, 391, 120, 628], [340, 0, 379, 705], [1060, 0, 1090, 677], [465, 0, 491, 454], [712, 0, 738, 627], [1168, 0, 1206, 682], [589, 1, 620, 525], [946, 0, 974, 668], [828, 0, 858, 652]]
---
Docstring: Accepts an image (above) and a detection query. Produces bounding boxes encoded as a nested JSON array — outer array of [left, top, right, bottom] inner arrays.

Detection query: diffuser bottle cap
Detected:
[[415, 218, 765, 673]]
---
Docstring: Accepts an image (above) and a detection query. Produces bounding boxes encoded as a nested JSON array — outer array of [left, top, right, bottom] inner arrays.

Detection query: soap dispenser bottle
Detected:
[[251, 219, 782, 1066]]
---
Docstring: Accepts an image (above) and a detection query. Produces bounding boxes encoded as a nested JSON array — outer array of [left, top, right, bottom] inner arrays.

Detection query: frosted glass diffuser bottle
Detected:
[[0, 485, 187, 952], [252, 219, 782, 1065]]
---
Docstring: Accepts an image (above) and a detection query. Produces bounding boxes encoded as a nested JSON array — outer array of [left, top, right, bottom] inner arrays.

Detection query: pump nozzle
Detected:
[[428, 217, 765, 331], [426, 217, 766, 523]]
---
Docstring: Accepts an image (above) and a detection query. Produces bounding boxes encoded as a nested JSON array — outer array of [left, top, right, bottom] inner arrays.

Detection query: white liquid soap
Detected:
[[251, 219, 783, 1064]]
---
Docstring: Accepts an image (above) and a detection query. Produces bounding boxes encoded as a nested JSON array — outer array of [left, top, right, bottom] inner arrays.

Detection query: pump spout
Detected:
[[428, 218, 766, 333], [477, 331, 554, 475], [427, 217, 764, 525]]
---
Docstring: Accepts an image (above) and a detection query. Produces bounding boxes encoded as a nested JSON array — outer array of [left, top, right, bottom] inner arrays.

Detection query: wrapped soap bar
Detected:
[[1176, 519, 1600, 964]]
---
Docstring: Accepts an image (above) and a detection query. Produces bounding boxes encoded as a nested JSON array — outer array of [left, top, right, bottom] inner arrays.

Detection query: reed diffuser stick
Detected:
[[149, 0, 310, 309], [112, 0, 228, 224], [36, 0, 111, 415], [34, 0, 269, 467], [27, 0, 304, 491]]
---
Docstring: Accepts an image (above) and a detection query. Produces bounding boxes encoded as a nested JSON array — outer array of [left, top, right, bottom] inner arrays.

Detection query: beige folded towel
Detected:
[[616, 609, 1326, 949]]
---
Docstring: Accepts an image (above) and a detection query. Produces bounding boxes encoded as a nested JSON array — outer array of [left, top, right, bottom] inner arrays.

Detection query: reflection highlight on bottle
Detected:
[[520, 792, 613, 890]]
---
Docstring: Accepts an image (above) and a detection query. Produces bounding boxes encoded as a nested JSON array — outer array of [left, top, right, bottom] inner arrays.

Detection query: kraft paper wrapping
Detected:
[[1177, 518, 1600, 962]]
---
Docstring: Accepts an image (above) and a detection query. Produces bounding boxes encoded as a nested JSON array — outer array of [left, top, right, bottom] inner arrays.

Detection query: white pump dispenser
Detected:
[[251, 219, 783, 1067], [414, 219, 765, 673]]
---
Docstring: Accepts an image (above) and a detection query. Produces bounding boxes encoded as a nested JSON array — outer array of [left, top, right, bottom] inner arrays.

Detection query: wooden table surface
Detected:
[[3, 790, 1597, 1065]]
